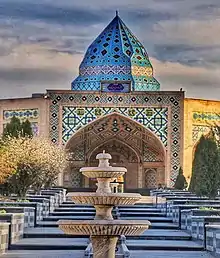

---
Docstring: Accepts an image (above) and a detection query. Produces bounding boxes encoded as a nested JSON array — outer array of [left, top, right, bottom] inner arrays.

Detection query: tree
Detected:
[[174, 167, 187, 190], [3, 116, 22, 138], [21, 120, 33, 138], [0, 144, 17, 185], [3, 117, 33, 138], [189, 134, 220, 198], [2, 136, 69, 197]]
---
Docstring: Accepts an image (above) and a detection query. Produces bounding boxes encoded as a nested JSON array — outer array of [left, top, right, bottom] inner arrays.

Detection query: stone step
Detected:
[[119, 212, 166, 216], [0, 250, 85, 258], [1, 250, 214, 258], [51, 212, 96, 216], [59, 204, 93, 208], [54, 208, 95, 212], [126, 240, 203, 251], [9, 238, 89, 250], [9, 238, 203, 251], [120, 216, 172, 222], [44, 216, 95, 221], [119, 208, 160, 212], [130, 251, 214, 258]]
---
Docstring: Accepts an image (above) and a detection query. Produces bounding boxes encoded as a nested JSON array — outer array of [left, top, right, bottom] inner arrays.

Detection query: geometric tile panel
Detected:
[[192, 125, 211, 144], [143, 145, 163, 162], [3, 109, 39, 121], [49, 91, 182, 187], [62, 106, 168, 145], [145, 168, 157, 188], [63, 168, 81, 188], [31, 122, 39, 136]]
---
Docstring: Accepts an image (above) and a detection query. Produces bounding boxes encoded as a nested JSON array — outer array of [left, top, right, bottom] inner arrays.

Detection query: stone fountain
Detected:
[[59, 151, 150, 258]]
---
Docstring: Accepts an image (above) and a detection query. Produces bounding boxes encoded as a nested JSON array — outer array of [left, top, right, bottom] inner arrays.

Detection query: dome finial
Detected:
[[116, 10, 119, 16]]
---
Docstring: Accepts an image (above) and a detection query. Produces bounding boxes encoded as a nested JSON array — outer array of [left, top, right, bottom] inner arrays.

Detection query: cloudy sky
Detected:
[[0, 0, 220, 100]]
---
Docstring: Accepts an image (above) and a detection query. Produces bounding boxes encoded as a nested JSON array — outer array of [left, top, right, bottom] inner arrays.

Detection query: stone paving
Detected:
[[1, 202, 215, 258]]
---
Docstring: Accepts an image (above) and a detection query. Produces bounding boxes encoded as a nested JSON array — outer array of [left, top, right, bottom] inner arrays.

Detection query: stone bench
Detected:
[[9, 197, 50, 218], [0, 223, 10, 254], [206, 224, 220, 256], [157, 197, 207, 214], [167, 198, 214, 217], [0, 207, 34, 228], [191, 216, 220, 245], [27, 195, 56, 213], [181, 209, 220, 232], [0, 202, 43, 226], [172, 204, 220, 224], [0, 213, 24, 245], [50, 187, 67, 202]]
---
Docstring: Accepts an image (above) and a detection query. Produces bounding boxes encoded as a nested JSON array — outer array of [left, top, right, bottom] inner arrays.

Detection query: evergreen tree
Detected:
[[189, 134, 220, 198], [3, 116, 22, 138], [3, 116, 33, 138], [21, 119, 33, 138], [174, 167, 187, 190]]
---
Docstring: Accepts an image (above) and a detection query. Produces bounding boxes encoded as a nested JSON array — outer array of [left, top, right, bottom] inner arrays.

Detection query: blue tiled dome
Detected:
[[71, 13, 160, 92]]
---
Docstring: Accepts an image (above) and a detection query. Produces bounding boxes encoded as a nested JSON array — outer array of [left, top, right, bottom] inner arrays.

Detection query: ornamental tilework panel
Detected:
[[193, 112, 220, 124], [192, 125, 210, 144], [3, 109, 39, 121], [62, 106, 168, 145], [143, 145, 163, 162], [145, 169, 157, 188], [49, 92, 182, 186], [31, 122, 39, 136]]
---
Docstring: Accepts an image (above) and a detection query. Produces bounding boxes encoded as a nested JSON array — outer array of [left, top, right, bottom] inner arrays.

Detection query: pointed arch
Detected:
[[64, 112, 167, 189]]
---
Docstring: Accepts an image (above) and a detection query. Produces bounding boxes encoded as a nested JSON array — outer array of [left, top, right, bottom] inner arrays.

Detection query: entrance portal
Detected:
[[64, 113, 166, 190]]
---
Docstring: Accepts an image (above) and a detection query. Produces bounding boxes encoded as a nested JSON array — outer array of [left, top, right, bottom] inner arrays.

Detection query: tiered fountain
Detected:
[[59, 151, 150, 258]]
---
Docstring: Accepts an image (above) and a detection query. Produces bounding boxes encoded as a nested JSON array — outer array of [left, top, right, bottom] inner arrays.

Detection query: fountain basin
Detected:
[[59, 220, 151, 236], [80, 167, 126, 179], [67, 193, 142, 205]]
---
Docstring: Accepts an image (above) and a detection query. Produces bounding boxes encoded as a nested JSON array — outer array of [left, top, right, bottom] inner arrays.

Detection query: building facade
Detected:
[[0, 14, 218, 190]]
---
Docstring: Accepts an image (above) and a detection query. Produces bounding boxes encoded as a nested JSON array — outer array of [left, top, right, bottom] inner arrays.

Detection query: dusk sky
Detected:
[[0, 0, 220, 100]]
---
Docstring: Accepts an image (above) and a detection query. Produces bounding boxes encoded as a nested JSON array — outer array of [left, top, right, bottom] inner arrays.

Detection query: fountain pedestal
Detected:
[[91, 236, 118, 258], [59, 151, 150, 258]]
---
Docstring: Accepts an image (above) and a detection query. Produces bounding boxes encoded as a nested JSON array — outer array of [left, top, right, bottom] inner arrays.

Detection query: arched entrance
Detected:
[[64, 113, 167, 190], [88, 140, 139, 189]]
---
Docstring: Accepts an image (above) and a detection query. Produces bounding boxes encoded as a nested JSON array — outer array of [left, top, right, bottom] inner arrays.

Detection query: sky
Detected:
[[0, 0, 220, 100]]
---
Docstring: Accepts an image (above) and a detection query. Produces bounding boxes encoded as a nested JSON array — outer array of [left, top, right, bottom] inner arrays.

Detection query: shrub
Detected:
[[174, 167, 187, 190]]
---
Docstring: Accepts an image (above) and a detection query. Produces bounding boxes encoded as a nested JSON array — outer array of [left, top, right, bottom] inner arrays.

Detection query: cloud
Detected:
[[152, 19, 220, 47], [0, 44, 83, 98], [152, 57, 220, 99], [0, 0, 220, 100], [0, 1, 105, 26]]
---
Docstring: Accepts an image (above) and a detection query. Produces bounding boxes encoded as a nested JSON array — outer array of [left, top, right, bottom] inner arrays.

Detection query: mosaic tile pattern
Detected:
[[3, 109, 39, 136], [62, 106, 168, 145], [49, 92, 182, 186], [193, 111, 220, 124], [192, 125, 210, 143], [71, 14, 160, 91], [143, 145, 163, 162], [31, 122, 39, 136], [3, 109, 39, 121], [145, 168, 157, 188]]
